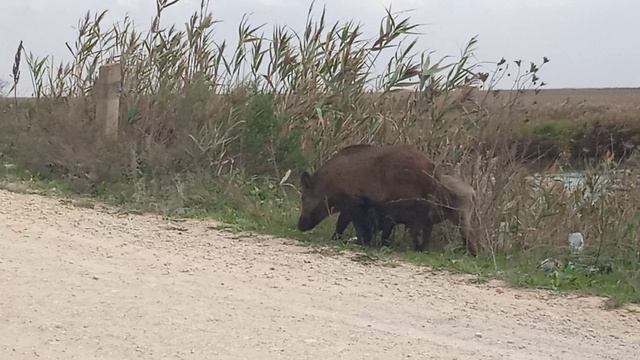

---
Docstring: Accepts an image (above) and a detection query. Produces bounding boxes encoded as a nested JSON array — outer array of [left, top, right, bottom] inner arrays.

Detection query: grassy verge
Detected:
[[2, 160, 637, 307]]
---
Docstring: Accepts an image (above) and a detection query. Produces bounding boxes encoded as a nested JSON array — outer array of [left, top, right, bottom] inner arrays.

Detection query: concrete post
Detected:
[[96, 63, 121, 138]]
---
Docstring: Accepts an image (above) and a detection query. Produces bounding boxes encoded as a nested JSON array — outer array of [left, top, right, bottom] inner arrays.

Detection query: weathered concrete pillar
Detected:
[[96, 63, 121, 138]]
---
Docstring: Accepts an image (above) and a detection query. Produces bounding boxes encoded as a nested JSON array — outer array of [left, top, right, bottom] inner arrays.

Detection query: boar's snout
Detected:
[[297, 215, 314, 232]]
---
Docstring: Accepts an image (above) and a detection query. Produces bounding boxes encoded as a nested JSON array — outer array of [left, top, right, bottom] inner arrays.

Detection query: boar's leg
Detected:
[[409, 220, 433, 252], [409, 226, 424, 252], [350, 197, 381, 247], [448, 209, 478, 257], [331, 212, 352, 240], [351, 209, 374, 246], [460, 214, 478, 257], [420, 220, 434, 252], [379, 216, 395, 247]]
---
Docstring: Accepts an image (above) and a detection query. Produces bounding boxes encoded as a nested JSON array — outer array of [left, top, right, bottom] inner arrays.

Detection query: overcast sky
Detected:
[[1, 0, 639, 94]]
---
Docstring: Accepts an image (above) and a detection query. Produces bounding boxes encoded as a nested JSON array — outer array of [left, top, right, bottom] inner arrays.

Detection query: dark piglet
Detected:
[[339, 197, 435, 252], [333, 173, 478, 256]]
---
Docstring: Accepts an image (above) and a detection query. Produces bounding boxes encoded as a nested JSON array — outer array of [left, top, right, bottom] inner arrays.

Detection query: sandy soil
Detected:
[[1, 189, 638, 360]]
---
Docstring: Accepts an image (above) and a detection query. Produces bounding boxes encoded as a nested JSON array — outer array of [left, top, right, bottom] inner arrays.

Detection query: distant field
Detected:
[[3, 87, 640, 106], [485, 88, 640, 107]]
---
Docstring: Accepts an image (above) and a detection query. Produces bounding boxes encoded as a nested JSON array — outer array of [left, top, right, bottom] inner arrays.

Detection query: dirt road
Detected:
[[0, 189, 638, 359]]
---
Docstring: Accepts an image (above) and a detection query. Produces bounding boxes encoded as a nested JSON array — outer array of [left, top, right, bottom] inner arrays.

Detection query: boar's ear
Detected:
[[300, 171, 313, 190]]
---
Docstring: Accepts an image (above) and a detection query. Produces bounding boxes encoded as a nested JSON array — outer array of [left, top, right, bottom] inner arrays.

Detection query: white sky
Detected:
[[1, 0, 639, 94]]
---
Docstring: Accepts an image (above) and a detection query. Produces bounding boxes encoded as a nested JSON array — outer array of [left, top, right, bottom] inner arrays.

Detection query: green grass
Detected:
[[0, 164, 75, 196], [528, 120, 576, 141], [1, 158, 638, 306], [401, 247, 639, 306]]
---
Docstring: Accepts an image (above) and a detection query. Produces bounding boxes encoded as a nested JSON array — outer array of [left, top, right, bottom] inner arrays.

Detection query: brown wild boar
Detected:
[[296, 143, 478, 256], [297, 144, 437, 242]]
